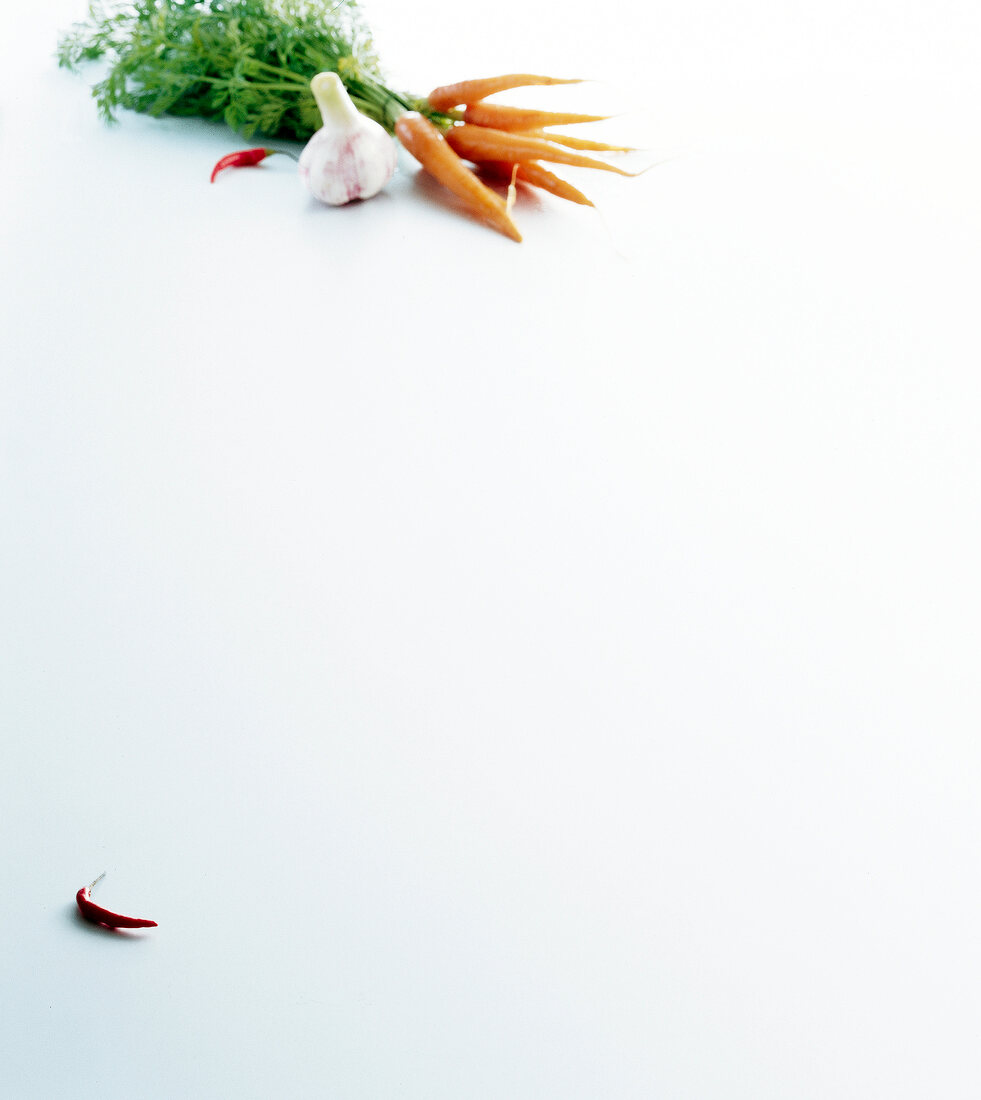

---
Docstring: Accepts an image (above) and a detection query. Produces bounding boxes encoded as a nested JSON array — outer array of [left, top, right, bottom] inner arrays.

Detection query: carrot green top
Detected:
[[57, 0, 453, 138]]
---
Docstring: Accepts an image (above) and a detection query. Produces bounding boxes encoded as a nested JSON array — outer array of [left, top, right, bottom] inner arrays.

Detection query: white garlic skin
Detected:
[[299, 72, 397, 206]]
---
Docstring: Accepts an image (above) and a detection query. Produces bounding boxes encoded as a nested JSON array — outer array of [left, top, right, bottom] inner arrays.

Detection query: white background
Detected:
[[2, 1, 980, 1097]]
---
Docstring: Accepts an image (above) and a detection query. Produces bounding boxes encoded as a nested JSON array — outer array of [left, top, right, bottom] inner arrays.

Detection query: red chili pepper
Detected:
[[76, 873, 157, 930], [210, 146, 280, 183]]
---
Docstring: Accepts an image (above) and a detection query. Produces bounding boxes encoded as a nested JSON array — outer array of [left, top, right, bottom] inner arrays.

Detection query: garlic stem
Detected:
[[311, 72, 360, 128]]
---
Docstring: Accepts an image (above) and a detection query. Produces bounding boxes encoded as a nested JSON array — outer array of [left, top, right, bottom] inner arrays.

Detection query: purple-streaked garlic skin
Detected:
[[299, 128, 397, 205], [299, 72, 397, 206]]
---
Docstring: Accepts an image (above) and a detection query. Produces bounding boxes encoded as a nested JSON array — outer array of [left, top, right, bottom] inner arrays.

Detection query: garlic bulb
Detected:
[[299, 72, 397, 205]]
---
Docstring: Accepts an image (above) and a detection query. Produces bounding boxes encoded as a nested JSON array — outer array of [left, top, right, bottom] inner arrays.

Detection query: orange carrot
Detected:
[[520, 129, 638, 153], [482, 161, 593, 207], [517, 162, 593, 206], [394, 112, 522, 242], [445, 124, 635, 176], [463, 102, 607, 131], [427, 74, 581, 112]]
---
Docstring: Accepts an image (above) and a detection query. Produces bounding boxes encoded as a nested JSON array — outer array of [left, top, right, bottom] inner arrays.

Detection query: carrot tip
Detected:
[[427, 74, 585, 111]]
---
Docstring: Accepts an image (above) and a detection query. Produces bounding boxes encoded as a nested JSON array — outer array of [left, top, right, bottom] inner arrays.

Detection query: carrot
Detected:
[[517, 162, 593, 206], [427, 74, 581, 112], [481, 161, 593, 207], [463, 103, 607, 131], [445, 124, 635, 176], [520, 129, 638, 154], [394, 112, 522, 242]]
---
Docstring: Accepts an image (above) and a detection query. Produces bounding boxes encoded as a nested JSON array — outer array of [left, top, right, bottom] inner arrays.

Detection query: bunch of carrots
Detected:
[[395, 73, 636, 242]]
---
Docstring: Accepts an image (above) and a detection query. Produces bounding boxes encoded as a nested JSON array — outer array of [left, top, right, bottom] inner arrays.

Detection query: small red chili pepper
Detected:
[[76, 873, 157, 930], [210, 147, 290, 183]]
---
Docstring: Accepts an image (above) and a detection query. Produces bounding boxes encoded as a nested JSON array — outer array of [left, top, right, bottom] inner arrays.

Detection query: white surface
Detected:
[[2, 2, 981, 1097]]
